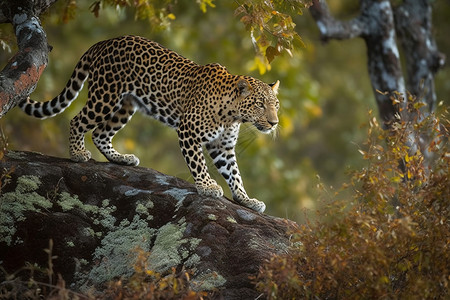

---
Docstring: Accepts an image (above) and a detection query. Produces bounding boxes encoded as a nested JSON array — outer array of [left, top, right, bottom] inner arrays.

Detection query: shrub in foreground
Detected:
[[256, 109, 449, 299], [0, 246, 209, 299]]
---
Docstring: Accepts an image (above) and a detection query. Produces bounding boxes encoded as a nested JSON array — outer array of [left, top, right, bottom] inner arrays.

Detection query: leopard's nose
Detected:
[[268, 120, 278, 127]]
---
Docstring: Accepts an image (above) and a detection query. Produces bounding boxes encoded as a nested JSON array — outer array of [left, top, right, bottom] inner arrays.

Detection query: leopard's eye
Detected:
[[256, 101, 265, 109]]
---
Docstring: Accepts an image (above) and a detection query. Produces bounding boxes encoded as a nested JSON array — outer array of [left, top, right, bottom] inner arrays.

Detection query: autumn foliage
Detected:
[[256, 108, 449, 299]]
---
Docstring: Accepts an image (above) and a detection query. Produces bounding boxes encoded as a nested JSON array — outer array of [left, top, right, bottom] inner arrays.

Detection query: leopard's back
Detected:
[[90, 36, 199, 127], [20, 35, 198, 127]]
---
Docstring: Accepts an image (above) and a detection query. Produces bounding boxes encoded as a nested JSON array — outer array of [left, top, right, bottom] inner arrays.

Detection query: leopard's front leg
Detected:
[[206, 127, 266, 213], [177, 123, 223, 198]]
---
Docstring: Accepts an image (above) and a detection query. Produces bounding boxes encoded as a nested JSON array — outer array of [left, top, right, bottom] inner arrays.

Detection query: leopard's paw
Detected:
[[238, 197, 266, 213], [120, 154, 140, 166], [197, 182, 223, 198], [71, 150, 92, 162]]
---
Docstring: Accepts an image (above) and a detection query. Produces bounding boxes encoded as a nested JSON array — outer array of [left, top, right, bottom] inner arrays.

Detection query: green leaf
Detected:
[[293, 34, 306, 49]]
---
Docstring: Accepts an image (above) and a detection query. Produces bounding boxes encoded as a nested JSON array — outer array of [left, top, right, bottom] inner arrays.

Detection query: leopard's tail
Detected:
[[18, 50, 92, 120]]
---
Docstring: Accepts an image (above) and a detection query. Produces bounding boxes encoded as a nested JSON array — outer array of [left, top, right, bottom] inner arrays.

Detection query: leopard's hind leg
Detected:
[[69, 107, 96, 162], [92, 94, 139, 166]]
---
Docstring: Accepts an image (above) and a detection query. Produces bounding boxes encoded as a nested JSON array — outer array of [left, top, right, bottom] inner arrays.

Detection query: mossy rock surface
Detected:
[[0, 151, 296, 299]]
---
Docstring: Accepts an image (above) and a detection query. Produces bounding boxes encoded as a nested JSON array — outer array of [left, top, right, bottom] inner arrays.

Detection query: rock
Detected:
[[0, 151, 296, 299]]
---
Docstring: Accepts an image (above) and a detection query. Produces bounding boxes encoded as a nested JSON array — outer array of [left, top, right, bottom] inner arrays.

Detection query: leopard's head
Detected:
[[236, 77, 280, 134]]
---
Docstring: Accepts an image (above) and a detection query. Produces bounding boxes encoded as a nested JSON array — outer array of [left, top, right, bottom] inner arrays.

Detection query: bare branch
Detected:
[[0, 0, 58, 117], [309, 0, 367, 42]]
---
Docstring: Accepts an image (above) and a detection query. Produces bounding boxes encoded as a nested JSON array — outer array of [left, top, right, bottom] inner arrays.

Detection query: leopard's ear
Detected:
[[237, 78, 252, 98], [269, 80, 280, 95]]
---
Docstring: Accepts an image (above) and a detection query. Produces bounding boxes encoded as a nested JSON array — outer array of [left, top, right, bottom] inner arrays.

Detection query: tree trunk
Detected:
[[0, 0, 58, 117], [309, 0, 445, 127], [394, 0, 446, 115]]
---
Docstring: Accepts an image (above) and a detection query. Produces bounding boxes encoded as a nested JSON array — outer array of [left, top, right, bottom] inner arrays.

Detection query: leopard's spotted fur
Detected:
[[19, 35, 280, 213]]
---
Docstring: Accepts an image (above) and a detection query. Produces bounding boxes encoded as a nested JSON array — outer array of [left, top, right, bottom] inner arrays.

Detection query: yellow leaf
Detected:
[[249, 56, 270, 75], [391, 176, 401, 183], [414, 102, 426, 110], [167, 13, 176, 20], [199, 0, 216, 13], [159, 280, 168, 290], [405, 153, 410, 162], [173, 278, 178, 293]]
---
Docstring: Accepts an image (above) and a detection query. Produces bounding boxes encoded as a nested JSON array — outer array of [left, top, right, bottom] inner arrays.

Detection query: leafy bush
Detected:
[[255, 108, 449, 299]]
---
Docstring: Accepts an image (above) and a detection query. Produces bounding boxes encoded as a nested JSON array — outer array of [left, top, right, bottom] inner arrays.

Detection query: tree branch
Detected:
[[0, 0, 58, 118], [309, 0, 367, 41], [310, 0, 406, 125]]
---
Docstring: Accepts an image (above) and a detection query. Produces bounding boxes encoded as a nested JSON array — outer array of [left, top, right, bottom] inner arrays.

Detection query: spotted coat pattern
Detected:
[[19, 35, 280, 213]]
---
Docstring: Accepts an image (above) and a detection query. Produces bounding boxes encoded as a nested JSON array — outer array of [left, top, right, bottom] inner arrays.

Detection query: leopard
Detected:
[[19, 35, 280, 213]]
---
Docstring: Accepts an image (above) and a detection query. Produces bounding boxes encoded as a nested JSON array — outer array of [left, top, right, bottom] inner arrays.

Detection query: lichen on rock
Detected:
[[135, 198, 154, 221], [147, 217, 201, 273], [0, 175, 52, 245], [57, 192, 97, 213], [56, 192, 117, 232], [76, 215, 155, 290]]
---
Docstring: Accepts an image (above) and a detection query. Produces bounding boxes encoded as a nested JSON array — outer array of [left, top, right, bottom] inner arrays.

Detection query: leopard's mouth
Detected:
[[254, 122, 276, 134]]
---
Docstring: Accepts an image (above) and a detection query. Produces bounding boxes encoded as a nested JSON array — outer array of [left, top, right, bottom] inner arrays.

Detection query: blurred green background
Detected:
[[1, 1, 449, 223]]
